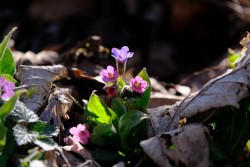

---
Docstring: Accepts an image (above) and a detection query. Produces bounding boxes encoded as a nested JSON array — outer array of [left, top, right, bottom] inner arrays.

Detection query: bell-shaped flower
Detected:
[[111, 46, 134, 63], [129, 76, 148, 93], [100, 65, 119, 83]]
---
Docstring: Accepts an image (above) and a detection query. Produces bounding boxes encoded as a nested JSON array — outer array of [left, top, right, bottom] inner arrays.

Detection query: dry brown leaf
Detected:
[[17, 65, 68, 112], [140, 124, 209, 167], [147, 41, 250, 132], [39, 87, 74, 130], [141, 36, 250, 166]]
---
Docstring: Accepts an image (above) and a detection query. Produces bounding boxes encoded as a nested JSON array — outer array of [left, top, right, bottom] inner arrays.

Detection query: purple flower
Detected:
[[0, 77, 15, 99], [111, 46, 134, 63], [129, 76, 148, 93], [100, 65, 119, 83], [69, 124, 90, 145]]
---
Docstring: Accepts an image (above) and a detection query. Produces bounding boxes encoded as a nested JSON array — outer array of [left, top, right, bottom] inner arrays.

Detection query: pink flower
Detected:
[[111, 46, 134, 63], [129, 76, 148, 93], [105, 85, 117, 97], [69, 124, 90, 145], [100, 65, 119, 83], [0, 77, 15, 99]]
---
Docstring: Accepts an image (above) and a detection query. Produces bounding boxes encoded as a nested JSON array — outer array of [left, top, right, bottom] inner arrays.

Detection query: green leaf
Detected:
[[90, 124, 118, 146], [227, 49, 240, 69], [0, 90, 24, 155], [83, 99, 93, 125], [111, 98, 127, 118], [0, 27, 17, 75], [129, 68, 151, 111], [0, 48, 15, 75], [0, 120, 6, 154], [0, 27, 16, 58], [29, 121, 59, 137], [33, 136, 58, 151], [9, 100, 39, 123], [87, 92, 118, 127], [0, 125, 15, 167], [13, 124, 38, 146], [229, 100, 250, 160], [0, 90, 25, 121], [90, 147, 123, 162], [118, 110, 148, 141]]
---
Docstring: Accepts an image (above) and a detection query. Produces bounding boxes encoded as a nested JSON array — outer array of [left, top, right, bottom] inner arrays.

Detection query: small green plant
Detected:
[[66, 46, 151, 166], [227, 48, 240, 69]]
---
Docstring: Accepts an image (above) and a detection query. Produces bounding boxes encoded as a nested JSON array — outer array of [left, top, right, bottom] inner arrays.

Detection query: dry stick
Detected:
[[65, 91, 83, 109], [77, 160, 101, 167], [56, 147, 72, 167], [134, 155, 146, 167]]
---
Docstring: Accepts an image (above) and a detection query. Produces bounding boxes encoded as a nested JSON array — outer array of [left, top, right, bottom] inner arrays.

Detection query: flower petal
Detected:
[[107, 65, 115, 73], [69, 127, 79, 135], [2, 82, 15, 91], [111, 48, 120, 58], [126, 52, 134, 58], [1, 91, 14, 99], [0, 77, 6, 85], [84, 129, 91, 138], [100, 69, 108, 77], [121, 46, 129, 52], [120, 46, 129, 56], [135, 76, 143, 82], [129, 78, 135, 86], [79, 135, 88, 145], [77, 124, 86, 131], [72, 134, 81, 143]]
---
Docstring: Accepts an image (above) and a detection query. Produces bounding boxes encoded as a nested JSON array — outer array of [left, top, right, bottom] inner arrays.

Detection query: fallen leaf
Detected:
[[17, 65, 68, 112], [149, 40, 250, 132], [140, 124, 209, 167], [142, 35, 250, 166], [39, 87, 74, 130]]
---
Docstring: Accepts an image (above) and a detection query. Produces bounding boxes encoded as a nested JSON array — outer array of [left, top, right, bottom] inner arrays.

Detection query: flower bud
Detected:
[[105, 85, 117, 97], [120, 85, 133, 98]]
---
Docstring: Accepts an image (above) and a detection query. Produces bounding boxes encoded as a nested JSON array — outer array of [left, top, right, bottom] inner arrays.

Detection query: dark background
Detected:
[[1, 0, 249, 82]]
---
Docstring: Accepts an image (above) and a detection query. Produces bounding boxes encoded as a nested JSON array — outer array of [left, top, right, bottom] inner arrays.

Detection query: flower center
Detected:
[[134, 82, 141, 88], [108, 73, 114, 78]]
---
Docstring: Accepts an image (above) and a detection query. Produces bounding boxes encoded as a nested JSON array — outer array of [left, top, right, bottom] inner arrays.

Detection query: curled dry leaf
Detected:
[[148, 41, 250, 133], [17, 65, 68, 112], [140, 124, 209, 167], [39, 87, 74, 130], [141, 36, 250, 166]]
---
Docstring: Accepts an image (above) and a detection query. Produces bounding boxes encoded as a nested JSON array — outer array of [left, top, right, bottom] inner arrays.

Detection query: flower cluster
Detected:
[[66, 46, 149, 146], [0, 77, 15, 99], [100, 46, 148, 97]]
